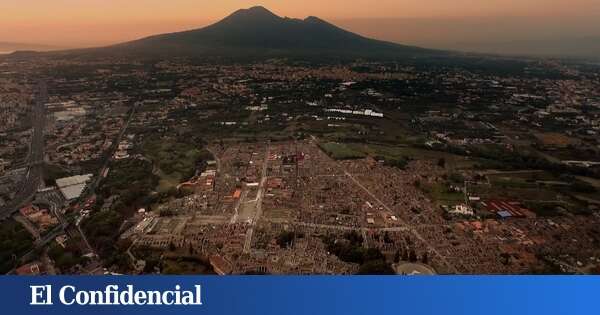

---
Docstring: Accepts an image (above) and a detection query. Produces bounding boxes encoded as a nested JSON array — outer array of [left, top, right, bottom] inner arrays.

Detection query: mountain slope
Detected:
[[104, 6, 437, 59]]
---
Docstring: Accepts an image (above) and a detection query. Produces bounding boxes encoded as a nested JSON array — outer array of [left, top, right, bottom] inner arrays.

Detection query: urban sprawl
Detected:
[[1, 56, 600, 275]]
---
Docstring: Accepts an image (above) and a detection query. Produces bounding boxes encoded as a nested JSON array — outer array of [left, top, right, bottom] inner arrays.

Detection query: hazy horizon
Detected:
[[1, 1, 599, 58]]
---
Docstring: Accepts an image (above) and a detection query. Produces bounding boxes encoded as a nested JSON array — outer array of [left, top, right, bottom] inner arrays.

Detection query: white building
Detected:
[[56, 174, 93, 201], [449, 204, 474, 216]]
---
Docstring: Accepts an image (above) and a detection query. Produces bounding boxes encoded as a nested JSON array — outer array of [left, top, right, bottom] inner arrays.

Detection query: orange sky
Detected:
[[1, 0, 599, 47]]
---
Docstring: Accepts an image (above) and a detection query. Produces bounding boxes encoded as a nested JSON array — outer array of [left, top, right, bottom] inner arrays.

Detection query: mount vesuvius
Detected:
[[81, 6, 441, 59]]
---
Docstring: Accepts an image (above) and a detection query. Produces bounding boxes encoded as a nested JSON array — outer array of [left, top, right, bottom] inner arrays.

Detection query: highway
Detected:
[[0, 81, 46, 220], [65, 102, 139, 258], [85, 103, 138, 197]]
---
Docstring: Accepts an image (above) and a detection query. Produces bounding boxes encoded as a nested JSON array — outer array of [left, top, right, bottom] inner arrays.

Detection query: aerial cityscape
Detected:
[[1, 4, 599, 276]]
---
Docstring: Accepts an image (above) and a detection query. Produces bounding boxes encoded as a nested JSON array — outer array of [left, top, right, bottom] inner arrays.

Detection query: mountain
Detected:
[[0, 42, 62, 54], [92, 6, 438, 59], [0, 7, 545, 76]]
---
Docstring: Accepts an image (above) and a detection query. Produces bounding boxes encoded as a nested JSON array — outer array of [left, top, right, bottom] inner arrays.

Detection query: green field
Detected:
[[318, 141, 480, 170], [142, 137, 209, 192], [319, 142, 367, 160], [421, 182, 465, 206]]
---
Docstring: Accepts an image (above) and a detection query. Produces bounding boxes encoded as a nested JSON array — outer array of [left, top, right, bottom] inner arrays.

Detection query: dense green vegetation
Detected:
[[142, 136, 211, 192], [570, 180, 597, 193], [81, 210, 125, 257], [381, 156, 409, 170], [82, 158, 158, 266], [81, 134, 212, 269], [47, 239, 89, 272], [0, 220, 34, 273], [99, 158, 158, 208], [320, 142, 473, 171], [440, 143, 598, 179], [43, 163, 73, 186], [130, 246, 215, 274], [524, 202, 565, 217], [276, 231, 304, 248], [357, 260, 396, 275], [323, 231, 394, 275], [162, 256, 215, 275]]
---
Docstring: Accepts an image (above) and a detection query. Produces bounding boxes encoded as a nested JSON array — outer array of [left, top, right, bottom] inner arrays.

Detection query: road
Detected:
[[344, 167, 457, 273], [206, 147, 222, 173], [310, 135, 458, 273], [243, 142, 270, 253], [0, 81, 46, 220], [266, 218, 450, 233], [230, 189, 249, 224], [86, 103, 138, 195], [70, 103, 139, 257]]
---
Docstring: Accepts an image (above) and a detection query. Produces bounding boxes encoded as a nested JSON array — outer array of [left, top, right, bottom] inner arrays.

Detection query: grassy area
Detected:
[[489, 177, 539, 189], [480, 171, 597, 213], [319, 142, 367, 160], [421, 182, 465, 206], [524, 201, 566, 217], [154, 169, 182, 193], [0, 220, 34, 273], [142, 137, 210, 192], [318, 141, 480, 171], [349, 143, 478, 169], [346, 143, 409, 160]]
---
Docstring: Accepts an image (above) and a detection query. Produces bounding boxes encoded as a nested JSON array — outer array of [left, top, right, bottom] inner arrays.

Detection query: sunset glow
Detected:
[[1, 0, 598, 48]]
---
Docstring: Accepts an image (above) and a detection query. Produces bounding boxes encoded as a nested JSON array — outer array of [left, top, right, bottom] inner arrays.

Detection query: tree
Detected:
[[402, 248, 410, 261], [393, 250, 400, 263], [276, 231, 296, 248], [448, 172, 465, 183], [357, 260, 395, 275], [409, 249, 418, 262], [572, 181, 597, 193], [437, 158, 446, 168], [364, 248, 385, 262], [383, 231, 393, 244], [343, 230, 363, 245]]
